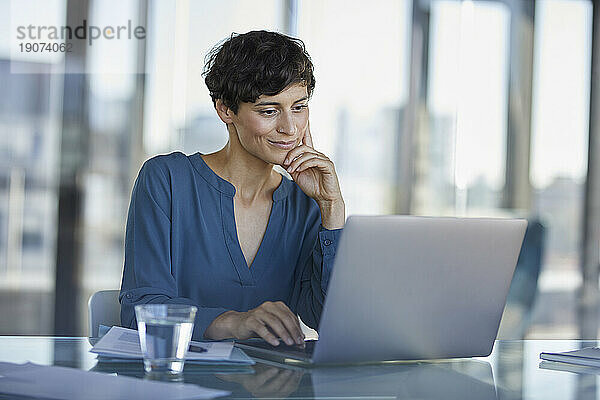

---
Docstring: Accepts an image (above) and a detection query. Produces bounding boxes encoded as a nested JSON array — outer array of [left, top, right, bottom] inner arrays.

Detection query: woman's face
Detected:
[[227, 83, 309, 165]]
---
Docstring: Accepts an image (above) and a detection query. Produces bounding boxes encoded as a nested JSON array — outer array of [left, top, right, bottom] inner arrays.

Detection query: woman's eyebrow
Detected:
[[254, 96, 308, 107], [293, 96, 308, 104], [254, 101, 280, 107]]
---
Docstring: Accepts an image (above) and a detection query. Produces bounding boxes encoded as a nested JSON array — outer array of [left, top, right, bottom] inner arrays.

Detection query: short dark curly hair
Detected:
[[202, 30, 315, 114]]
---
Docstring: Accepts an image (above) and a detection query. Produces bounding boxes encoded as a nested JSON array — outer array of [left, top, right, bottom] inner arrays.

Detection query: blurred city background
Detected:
[[0, 0, 599, 347]]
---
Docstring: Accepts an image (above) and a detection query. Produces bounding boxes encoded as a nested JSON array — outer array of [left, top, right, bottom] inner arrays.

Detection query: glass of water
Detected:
[[134, 304, 197, 376]]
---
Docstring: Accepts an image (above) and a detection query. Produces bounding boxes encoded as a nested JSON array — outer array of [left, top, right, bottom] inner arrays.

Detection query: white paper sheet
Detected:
[[0, 362, 229, 400], [91, 326, 234, 361]]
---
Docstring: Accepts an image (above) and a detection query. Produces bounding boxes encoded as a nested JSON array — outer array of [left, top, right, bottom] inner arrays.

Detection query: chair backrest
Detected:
[[88, 289, 121, 337]]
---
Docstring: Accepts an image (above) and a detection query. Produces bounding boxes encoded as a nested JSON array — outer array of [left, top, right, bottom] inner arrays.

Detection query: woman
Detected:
[[119, 30, 345, 346]]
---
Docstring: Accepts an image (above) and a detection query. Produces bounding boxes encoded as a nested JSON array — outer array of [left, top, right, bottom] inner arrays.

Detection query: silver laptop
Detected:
[[236, 215, 527, 365]]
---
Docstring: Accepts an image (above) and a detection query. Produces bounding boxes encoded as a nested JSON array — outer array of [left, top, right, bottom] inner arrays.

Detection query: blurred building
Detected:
[[0, 59, 58, 334]]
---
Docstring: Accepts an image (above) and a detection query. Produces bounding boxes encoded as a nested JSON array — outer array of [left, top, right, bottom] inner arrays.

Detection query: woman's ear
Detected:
[[215, 99, 234, 124]]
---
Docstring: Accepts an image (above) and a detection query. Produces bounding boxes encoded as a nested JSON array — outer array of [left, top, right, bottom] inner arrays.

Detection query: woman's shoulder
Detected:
[[142, 151, 190, 172], [135, 151, 198, 195], [138, 151, 198, 182]]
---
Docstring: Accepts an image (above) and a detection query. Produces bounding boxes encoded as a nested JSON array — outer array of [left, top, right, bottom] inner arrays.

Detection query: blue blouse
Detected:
[[119, 152, 342, 340]]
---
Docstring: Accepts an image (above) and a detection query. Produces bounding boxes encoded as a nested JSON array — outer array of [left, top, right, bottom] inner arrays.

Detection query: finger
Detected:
[[261, 302, 302, 342], [287, 152, 326, 174], [293, 157, 333, 174], [249, 318, 280, 346], [283, 145, 316, 167], [271, 302, 304, 344], [303, 121, 314, 148], [259, 311, 295, 345], [283, 145, 324, 166]]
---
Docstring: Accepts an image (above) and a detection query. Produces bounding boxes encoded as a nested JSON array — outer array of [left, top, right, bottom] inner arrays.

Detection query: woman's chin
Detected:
[[258, 149, 288, 166], [264, 157, 285, 168]]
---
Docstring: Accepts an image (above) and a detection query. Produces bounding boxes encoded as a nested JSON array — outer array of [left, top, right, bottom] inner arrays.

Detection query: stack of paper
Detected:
[[91, 326, 254, 366], [0, 362, 229, 399], [540, 347, 600, 368]]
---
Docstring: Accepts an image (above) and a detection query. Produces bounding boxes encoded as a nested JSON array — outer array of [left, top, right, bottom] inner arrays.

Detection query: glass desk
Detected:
[[0, 337, 599, 399]]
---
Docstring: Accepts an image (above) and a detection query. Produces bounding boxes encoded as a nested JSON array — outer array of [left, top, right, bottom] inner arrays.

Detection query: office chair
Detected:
[[88, 289, 121, 337], [498, 219, 545, 339]]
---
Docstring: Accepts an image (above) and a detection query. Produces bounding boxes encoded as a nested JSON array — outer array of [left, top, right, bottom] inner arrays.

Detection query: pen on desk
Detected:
[[188, 344, 208, 353]]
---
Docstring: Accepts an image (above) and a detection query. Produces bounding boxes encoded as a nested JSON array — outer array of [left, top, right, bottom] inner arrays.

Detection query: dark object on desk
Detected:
[[189, 344, 208, 353]]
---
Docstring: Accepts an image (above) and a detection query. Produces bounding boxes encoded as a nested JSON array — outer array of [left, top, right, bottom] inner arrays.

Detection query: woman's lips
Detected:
[[267, 139, 296, 150]]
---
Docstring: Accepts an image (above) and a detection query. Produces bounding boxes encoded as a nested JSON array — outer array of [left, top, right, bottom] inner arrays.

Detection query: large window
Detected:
[[419, 0, 510, 215], [528, 0, 592, 338], [0, 0, 66, 334], [79, 0, 144, 333], [414, 0, 592, 339]]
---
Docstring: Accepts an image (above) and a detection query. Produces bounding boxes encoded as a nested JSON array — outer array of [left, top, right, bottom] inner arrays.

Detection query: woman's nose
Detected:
[[276, 113, 297, 136]]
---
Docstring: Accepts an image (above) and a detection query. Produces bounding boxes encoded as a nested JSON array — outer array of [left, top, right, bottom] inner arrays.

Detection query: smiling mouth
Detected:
[[267, 139, 296, 149]]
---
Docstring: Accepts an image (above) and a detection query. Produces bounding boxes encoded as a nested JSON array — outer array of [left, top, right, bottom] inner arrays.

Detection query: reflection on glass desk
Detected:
[[1, 337, 600, 399]]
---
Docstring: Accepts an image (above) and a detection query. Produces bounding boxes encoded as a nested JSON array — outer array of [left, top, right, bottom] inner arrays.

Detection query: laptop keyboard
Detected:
[[238, 339, 318, 358]]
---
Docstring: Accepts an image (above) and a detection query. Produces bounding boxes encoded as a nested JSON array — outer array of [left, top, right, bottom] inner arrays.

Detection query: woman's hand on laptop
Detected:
[[204, 301, 305, 346]]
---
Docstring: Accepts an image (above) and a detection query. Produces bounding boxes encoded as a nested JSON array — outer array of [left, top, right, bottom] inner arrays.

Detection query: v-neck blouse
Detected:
[[119, 151, 342, 340]]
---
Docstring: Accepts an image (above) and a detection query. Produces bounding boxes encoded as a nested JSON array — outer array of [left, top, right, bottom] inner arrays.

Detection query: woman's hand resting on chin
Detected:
[[282, 122, 345, 230]]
